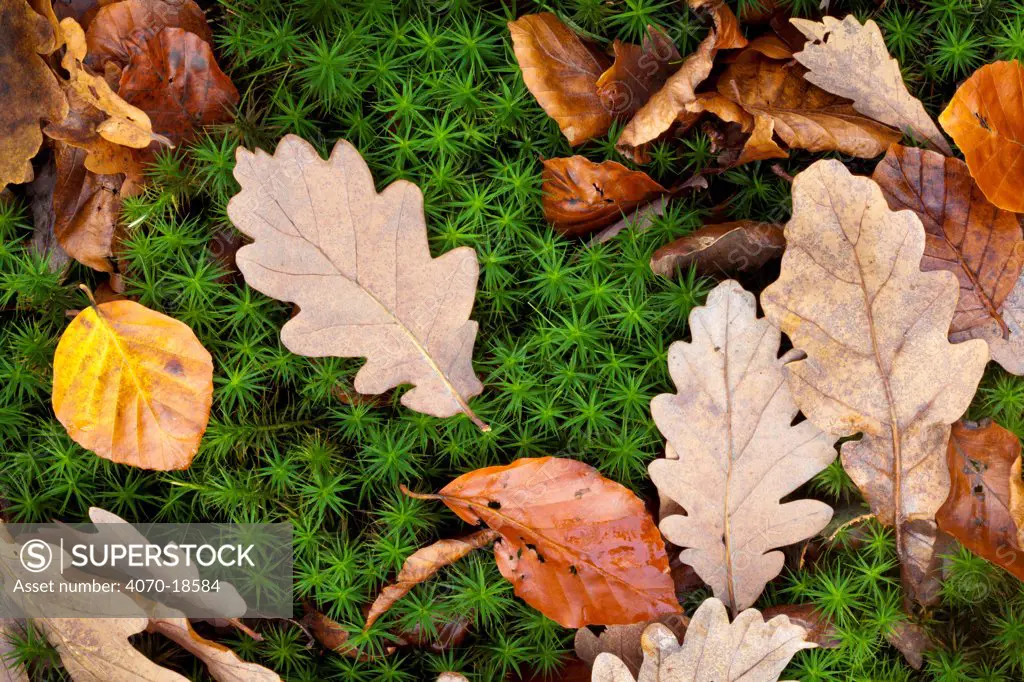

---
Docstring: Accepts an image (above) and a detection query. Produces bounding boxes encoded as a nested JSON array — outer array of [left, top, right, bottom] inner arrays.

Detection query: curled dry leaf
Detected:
[[591, 598, 813, 682], [596, 27, 681, 121], [953, 273, 1024, 375], [52, 143, 122, 272], [364, 530, 499, 629], [760, 604, 839, 649], [791, 15, 951, 155], [52, 299, 214, 470], [575, 614, 689, 676], [935, 420, 1024, 581], [0, 0, 68, 189], [939, 61, 1024, 213], [651, 221, 784, 278], [760, 160, 989, 607], [649, 281, 836, 615], [404, 457, 680, 628], [542, 156, 667, 237], [118, 28, 239, 149], [871, 144, 1024, 336], [718, 55, 901, 159], [85, 0, 212, 70], [227, 135, 486, 427], [508, 13, 611, 146], [146, 618, 280, 682]]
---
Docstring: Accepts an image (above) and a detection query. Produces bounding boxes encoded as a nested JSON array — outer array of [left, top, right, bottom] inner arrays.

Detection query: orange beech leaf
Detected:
[[650, 220, 784, 278], [508, 13, 612, 146], [86, 0, 211, 70], [118, 28, 238, 149], [940, 61, 1024, 213], [404, 457, 680, 628], [541, 156, 667, 237], [872, 144, 1024, 336], [52, 142, 123, 272], [596, 27, 681, 121], [0, 0, 68, 190], [364, 530, 499, 629], [52, 299, 213, 470], [936, 420, 1024, 582]]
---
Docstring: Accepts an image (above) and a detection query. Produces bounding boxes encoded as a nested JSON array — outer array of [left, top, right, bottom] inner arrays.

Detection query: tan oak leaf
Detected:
[[760, 160, 989, 606], [648, 280, 836, 615], [227, 135, 486, 428]]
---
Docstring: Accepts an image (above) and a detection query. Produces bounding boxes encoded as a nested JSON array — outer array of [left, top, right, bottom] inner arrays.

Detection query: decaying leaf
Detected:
[[885, 620, 932, 670], [0, 0, 68, 189], [542, 156, 667, 237], [590, 597, 813, 682], [575, 615, 689, 676], [147, 618, 280, 682], [52, 143, 122, 272], [43, 616, 187, 681], [508, 13, 611, 146], [365, 530, 499, 629], [939, 61, 1024, 212], [404, 457, 680, 628], [52, 299, 214, 470], [760, 604, 839, 649], [790, 15, 952, 155], [717, 55, 901, 159], [85, 0, 212, 70], [872, 144, 1024, 336], [118, 28, 239, 149], [953, 272, 1024, 375], [226, 135, 486, 427], [935, 420, 1024, 581], [760, 160, 989, 606], [302, 604, 394, 660], [648, 281, 836, 614], [650, 221, 785, 278], [596, 27, 681, 121]]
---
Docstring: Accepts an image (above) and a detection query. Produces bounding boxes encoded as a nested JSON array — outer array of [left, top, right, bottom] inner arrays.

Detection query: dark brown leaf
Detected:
[[596, 27, 681, 121], [761, 604, 839, 648], [650, 220, 784, 278], [52, 142, 123, 272], [85, 0, 211, 70]]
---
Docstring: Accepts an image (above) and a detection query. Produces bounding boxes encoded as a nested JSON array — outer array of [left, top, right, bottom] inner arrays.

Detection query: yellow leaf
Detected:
[[52, 300, 213, 470]]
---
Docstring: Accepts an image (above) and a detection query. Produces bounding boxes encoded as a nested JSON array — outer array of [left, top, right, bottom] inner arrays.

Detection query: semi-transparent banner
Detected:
[[0, 522, 292, 618]]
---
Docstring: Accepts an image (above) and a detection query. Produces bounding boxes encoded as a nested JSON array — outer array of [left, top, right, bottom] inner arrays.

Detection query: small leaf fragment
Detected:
[[651, 221, 785, 278]]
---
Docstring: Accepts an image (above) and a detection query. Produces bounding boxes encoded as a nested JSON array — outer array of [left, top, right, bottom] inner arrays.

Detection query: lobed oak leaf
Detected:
[[790, 15, 952, 155], [508, 13, 612, 146], [364, 530, 499, 629], [952, 273, 1024, 375], [85, 0, 212, 70], [541, 156, 668, 237], [650, 220, 785, 278], [935, 420, 1024, 581], [52, 299, 214, 470], [648, 280, 836, 615], [939, 61, 1024, 213], [591, 597, 813, 682], [226, 135, 486, 426], [871, 144, 1024, 336], [596, 27, 681, 121], [760, 160, 989, 606], [404, 457, 680, 628], [0, 0, 68, 190]]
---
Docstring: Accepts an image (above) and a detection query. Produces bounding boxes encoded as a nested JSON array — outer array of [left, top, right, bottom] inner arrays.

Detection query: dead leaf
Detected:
[[365, 530, 499, 629], [760, 604, 839, 649], [0, 0, 68, 189], [790, 15, 951, 155], [43, 617, 187, 681], [734, 113, 788, 165], [1011, 457, 1024, 548], [648, 281, 836, 615], [226, 135, 487, 427], [575, 615, 689, 676], [403, 456, 680, 628], [52, 142, 122, 272], [27, 154, 73, 274], [508, 13, 612, 146], [590, 177, 708, 244], [51, 299, 214, 470], [718, 55, 901, 159], [541, 156, 667, 237], [437, 675, 468, 682], [935, 420, 1024, 581], [597, 27, 681, 121], [885, 620, 932, 670], [85, 0, 211, 70], [952, 273, 1024, 375], [590, 597, 813, 682], [939, 61, 1024, 212], [689, 0, 748, 51], [302, 604, 393, 660], [117, 28, 238, 149], [872, 144, 1024, 336], [733, 34, 793, 60], [146, 618, 280, 682], [651, 220, 784, 278], [760, 159, 989, 606]]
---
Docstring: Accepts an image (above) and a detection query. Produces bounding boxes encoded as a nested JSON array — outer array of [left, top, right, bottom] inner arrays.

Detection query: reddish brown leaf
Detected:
[[85, 0, 211, 70], [52, 142, 123, 272], [596, 27, 681, 121], [301, 605, 393, 661], [365, 530, 499, 630], [936, 420, 1024, 581], [872, 144, 1024, 336], [650, 220, 784, 278], [761, 604, 839, 649], [542, 156, 667, 237], [404, 457, 680, 628], [508, 13, 611, 146], [118, 28, 238, 149]]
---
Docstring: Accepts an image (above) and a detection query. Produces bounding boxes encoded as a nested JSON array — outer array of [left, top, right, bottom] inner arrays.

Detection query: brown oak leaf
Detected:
[[650, 220, 785, 278]]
